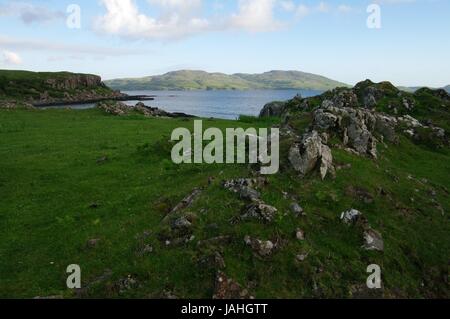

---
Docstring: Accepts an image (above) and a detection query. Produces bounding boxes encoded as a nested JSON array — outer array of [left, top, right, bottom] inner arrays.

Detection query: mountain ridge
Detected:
[[104, 70, 349, 91]]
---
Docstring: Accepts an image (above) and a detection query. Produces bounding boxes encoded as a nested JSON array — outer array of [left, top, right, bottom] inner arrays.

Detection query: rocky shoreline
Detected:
[[32, 95, 156, 107], [96, 100, 197, 118]]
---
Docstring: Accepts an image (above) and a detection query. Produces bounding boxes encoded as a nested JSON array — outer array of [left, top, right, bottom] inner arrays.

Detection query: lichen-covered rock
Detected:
[[340, 209, 363, 225], [241, 202, 278, 223], [363, 229, 384, 251], [289, 131, 334, 179], [244, 236, 276, 257]]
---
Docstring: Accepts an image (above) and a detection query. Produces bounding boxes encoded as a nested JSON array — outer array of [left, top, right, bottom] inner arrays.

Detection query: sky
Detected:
[[0, 0, 449, 87]]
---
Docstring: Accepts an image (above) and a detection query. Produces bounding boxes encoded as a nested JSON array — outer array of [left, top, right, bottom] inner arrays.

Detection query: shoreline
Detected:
[[33, 95, 156, 108]]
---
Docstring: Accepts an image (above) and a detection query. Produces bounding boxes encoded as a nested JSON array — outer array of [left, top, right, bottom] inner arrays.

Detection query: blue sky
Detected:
[[0, 0, 449, 87]]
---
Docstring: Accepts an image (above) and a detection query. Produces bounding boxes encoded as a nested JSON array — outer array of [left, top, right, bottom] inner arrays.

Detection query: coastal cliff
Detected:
[[0, 70, 125, 108]]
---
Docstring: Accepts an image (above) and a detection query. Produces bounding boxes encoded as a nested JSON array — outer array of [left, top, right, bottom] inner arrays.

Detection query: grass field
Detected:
[[0, 108, 449, 298]]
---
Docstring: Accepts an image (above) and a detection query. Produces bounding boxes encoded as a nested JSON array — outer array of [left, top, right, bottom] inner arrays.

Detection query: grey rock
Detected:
[[289, 131, 334, 179], [241, 202, 278, 223], [363, 229, 384, 251], [290, 202, 304, 216], [259, 101, 287, 118], [172, 217, 192, 230], [340, 209, 362, 225], [239, 186, 261, 202], [295, 229, 305, 241], [244, 236, 276, 257]]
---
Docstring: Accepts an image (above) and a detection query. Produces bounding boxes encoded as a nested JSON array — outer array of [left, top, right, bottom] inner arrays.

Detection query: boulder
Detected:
[[244, 236, 276, 257], [340, 209, 362, 225], [172, 217, 192, 230], [241, 202, 278, 223], [289, 131, 334, 179], [363, 229, 384, 251], [238, 186, 261, 202], [259, 101, 287, 118], [290, 202, 304, 216], [295, 229, 305, 241]]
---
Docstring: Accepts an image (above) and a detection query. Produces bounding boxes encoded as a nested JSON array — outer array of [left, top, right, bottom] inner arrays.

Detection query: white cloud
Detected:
[[93, 0, 361, 40], [295, 4, 310, 18], [279, 0, 296, 12], [2, 50, 22, 65], [230, 0, 281, 32], [94, 0, 209, 40], [375, 0, 416, 4], [95, 0, 285, 39], [317, 2, 330, 13], [0, 1, 64, 24], [337, 4, 353, 13], [0, 34, 148, 57]]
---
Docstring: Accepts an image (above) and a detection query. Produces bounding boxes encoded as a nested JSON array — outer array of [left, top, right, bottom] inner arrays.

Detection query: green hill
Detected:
[[398, 85, 450, 93], [104, 70, 348, 91]]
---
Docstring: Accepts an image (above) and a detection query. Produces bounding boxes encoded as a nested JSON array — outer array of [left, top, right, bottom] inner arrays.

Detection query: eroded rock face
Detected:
[[45, 74, 103, 90], [313, 104, 380, 158], [289, 131, 335, 179]]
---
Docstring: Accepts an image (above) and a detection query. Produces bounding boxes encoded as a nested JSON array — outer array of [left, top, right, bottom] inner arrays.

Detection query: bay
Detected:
[[44, 89, 322, 120]]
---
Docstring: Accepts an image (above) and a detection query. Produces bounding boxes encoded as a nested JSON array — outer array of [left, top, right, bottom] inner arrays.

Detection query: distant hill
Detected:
[[104, 70, 348, 91], [399, 85, 450, 93]]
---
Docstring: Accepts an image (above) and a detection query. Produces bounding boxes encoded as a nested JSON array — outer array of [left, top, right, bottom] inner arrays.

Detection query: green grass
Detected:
[[0, 108, 449, 298]]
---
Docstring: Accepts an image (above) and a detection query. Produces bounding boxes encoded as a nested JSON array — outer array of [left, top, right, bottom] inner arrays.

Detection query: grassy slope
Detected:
[[104, 70, 348, 91], [0, 70, 113, 101], [0, 108, 449, 298]]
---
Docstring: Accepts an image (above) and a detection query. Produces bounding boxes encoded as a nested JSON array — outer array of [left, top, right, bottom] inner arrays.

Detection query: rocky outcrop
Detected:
[[279, 79, 448, 178], [97, 101, 196, 118], [312, 103, 380, 158], [97, 101, 131, 116], [288, 131, 335, 179], [259, 101, 287, 117]]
